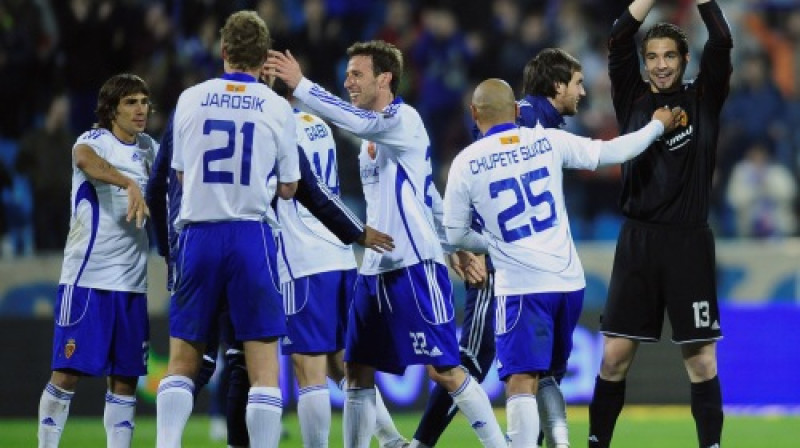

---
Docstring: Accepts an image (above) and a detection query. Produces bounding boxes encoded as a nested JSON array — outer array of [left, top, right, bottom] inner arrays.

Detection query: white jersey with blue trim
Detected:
[[276, 111, 356, 282], [172, 73, 300, 225], [443, 123, 602, 296], [59, 129, 157, 292], [293, 77, 445, 274]]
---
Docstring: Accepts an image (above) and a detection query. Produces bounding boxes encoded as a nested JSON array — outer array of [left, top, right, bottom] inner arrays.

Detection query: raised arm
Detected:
[[628, 0, 655, 22], [267, 50, 407, 146]]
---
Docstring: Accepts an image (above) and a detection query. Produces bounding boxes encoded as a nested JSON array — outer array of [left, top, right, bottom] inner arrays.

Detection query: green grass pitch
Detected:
[[3, 406, 798, 447]]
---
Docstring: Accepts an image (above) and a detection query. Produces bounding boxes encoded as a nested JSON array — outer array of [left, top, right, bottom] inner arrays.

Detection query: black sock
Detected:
[[588, 376, 626, 448], [226, 353, 250, 447], [691, 376, 723, 448]]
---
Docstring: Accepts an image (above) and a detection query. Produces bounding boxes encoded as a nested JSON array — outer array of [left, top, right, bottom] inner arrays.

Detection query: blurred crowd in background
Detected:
[[1, 0, 799, 258]]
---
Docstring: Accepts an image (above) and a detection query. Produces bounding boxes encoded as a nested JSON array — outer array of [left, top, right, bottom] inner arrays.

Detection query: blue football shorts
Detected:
[[344, 260, 460, 374], [281, 269, 357, 354], [52, 284, 149, 377], [494, 289, 584, 381]]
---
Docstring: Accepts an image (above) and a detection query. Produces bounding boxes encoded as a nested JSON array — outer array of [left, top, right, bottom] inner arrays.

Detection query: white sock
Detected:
[[450, 376, 507, 448], [104, 392, 136, 448], [343, 388, 376, 448], [374, 387, 405, 446], [246, 386, 283, 448], [507, 394, 539, 448], [38, 382, 74, 448], [537, 378, 569, 447], [156, 375, 194, 448], [298, 384, 330, 448], [408, 440, 432, 448]]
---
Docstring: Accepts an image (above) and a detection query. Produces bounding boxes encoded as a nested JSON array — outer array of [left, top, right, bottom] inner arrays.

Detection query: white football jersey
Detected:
[[444, 123, 603, 295], [276, 111, 356, 282], [172, 74, 300, 225], [294, 78, 445, 274], [59, 129, 157, 292]]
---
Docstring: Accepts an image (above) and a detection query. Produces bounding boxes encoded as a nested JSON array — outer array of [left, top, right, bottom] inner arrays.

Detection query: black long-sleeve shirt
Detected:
[[608, 1, 732, 224]]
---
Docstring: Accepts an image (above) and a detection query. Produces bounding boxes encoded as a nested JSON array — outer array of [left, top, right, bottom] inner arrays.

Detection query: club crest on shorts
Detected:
[[65, 338, 76, 359]]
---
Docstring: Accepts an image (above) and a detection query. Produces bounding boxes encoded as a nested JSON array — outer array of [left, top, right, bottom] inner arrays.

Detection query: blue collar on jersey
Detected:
[[519, 94, 565, 129], [483, 122, 517, 137], [221, 72, 259, 83]]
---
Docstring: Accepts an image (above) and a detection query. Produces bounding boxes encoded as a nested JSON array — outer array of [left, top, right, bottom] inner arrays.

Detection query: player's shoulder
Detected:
[[136, 132, 159, 153], [295, 110, 326, 126], [75, 128, 115, 150], [453, 135, 493, 165]]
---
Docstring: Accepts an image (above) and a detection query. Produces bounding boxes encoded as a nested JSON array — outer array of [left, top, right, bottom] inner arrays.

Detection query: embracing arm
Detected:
[[268, 50, 404, 145], [294, 148, 394, 252], [597, 106, 680, 165]]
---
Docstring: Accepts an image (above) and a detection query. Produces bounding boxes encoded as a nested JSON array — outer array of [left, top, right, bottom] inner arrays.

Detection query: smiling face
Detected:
[[553, 70, 585, 116], [344, 54, 382, 111], [643, 37, 688, 93], [111, 93, 150, 143]]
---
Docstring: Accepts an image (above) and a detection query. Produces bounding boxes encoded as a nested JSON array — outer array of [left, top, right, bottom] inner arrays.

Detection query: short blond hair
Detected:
[[220, 11, 271, 71]]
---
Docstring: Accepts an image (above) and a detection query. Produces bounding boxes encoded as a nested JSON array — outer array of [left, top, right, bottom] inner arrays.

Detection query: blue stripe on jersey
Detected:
[[308, 85, 377, 119], [394, 165, 422, 263], [73, 181, 100, 284]]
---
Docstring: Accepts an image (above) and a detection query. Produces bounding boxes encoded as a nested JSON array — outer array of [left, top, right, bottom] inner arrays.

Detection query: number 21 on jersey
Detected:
[[202, 119, 254, 185]]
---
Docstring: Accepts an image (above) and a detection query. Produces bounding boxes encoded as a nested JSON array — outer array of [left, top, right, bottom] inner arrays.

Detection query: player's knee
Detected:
[[599, 355, 632, 380], [427, 364, 468, 391], [685, 353, 717, 381]]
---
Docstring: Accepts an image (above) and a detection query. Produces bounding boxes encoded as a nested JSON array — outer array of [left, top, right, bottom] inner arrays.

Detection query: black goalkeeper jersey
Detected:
[[608, 1, 732, 225]]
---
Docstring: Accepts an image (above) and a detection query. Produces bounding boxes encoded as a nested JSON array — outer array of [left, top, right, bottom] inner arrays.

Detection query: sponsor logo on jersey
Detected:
[[664, 124, 693, 151], [225, 84, 246, 92], [65, 338, 76, 359]]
